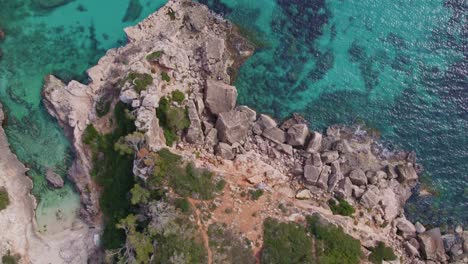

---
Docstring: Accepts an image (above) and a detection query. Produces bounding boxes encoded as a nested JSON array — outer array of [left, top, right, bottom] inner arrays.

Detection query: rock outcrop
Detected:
[[40, 1, 465, 263]]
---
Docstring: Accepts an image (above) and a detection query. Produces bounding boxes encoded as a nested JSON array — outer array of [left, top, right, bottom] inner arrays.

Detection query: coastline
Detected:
[[0, 103, 94, 264], [1, 0, 464, 263]]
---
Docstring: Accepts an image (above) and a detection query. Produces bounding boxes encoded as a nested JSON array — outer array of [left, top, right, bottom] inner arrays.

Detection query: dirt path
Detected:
[[188, 198, 212, 264]]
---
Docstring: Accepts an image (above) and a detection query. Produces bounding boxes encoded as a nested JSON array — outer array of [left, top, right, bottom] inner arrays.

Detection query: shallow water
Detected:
[[0, 0, 167, 233], [0, 0, 466, 229]]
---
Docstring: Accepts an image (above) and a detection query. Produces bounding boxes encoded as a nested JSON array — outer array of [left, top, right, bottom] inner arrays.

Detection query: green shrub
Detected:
[[156, 96, 190, 146], [174, 198, 191, 213], [249, 189, 264, 200], [1, 253, 19, 264], [95, 96, 112, 117], [149, 149, 221, 200], [261, 218, 313, 264], [146, 50, 163, 61], [126, 72, 153, 93], [368, 242, 397, 264], [328, 198, 355, 216], [171, 90, 185, 103], [208, 224, 255, 264], [82, 102, 137, 249], [161, 72, 171, 82], [0, 188, 10, 211], [166, 7, 176, 20], [307, 215, 362, 264]]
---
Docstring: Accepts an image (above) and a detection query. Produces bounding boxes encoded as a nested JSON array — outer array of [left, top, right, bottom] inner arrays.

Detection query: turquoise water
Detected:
[[0, 0, 466, 228], [0, 0, 167, 229]]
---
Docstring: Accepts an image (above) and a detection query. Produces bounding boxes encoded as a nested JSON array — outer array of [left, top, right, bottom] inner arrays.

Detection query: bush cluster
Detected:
[[146, 50, 163, 61], [82, 102, 136, 249], [156, 96, 190, 146], [368, 241, 397, 264], [328, 198, 355, 216], [126, 72, 153, 93], [0, 187, 10, 211]]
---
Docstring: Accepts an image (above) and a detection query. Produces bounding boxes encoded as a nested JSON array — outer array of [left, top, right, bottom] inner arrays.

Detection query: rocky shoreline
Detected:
[[0, 104, 94, 264], [41, 0, 466, 263]]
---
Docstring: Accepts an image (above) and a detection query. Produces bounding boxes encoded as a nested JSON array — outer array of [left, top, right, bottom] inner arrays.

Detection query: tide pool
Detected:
[[0, 0, 466, 229]]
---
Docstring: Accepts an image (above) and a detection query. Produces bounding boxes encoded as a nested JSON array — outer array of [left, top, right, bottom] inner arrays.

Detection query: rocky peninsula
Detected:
[[0, 0, 464, 263]]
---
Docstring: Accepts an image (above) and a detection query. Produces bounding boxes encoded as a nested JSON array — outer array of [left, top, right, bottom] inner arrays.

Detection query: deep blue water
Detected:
[[0, 0, 466, 227]]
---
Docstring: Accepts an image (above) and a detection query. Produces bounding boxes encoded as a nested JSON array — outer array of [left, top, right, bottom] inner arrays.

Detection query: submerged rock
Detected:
[[45, 168, 64, 189]]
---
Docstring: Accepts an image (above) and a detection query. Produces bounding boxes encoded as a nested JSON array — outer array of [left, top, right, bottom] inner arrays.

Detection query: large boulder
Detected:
[[321, 151, 339, 164], [306, 153, 323, 167], [215, 143, 235, 160], [306, 132, 322, 153], [216, 111, 249, 145], [360, 188, 380, 208], [418, 228, 447, 262], [263, 127, 286, 144], [185, 100, 204, 144], [396, 164, 418, 183], [286, 124, 309, 147], [349, 169, 367, 186], [205, 79, 237, 115], [380, 188, 399, 221], [394, 217, 416, 239], [236, 106, 257, 122], [335, 178, 353, 199], [316, 165, 330, 189], [304, 165, 321, 185]]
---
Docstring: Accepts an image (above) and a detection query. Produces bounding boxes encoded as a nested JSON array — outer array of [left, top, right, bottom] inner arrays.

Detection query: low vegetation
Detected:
[[161, 72, 171, 82], [156, 96, 190, 146], [1, 253, 19, 264], [0, 187, 10, 211], [171, 90, 185, 103], [125, 72, 153, 93], [208, 223, 255, 264], [307, 215, 362, 264], [82, 102, 136, 249], [149, 149, 223, 200], [328, 198, 355, 216], [249, 189, 264, 200], [368, 241, 397, 264], [261, 215, 362, 264], [146, 50, 163, 61], [262, 218, 313, 264]]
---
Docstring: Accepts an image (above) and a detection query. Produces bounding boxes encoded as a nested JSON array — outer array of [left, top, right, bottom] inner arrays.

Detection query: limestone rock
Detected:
[[215, 142, 235, 160], [396, 164, 418, 183], [205, 79, 237, 115], [263, 127, 286, 144], [380, 188, 399, 221], [304, 165, 321, 185], [327, 170, 343, 193], [276, 143, 293, 155], [286, 124, 309, 147], [395, 217, 416, 239], [186, 100, 204, 144], [296, 189, 312, 200], [404, 241, 421, 258], [415, 222, 426, 234], [256, 114, 277, 131], [236, 105, 257, 122], [45, 168, 64, 189], [279, 113, 308, 130], [418, 228, 447, 262], [120, 89, 139, 104], [316, 165, 330, 189], [335, 178, 353, 199], [360, 188, 380, 208], [306, 153, 323, 167], [349, 169, 367, 186], [306, 131, 322, 153], [321, 151, 339, 164], [352, 186, 365, 199], [215, 110, 249, 144]]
